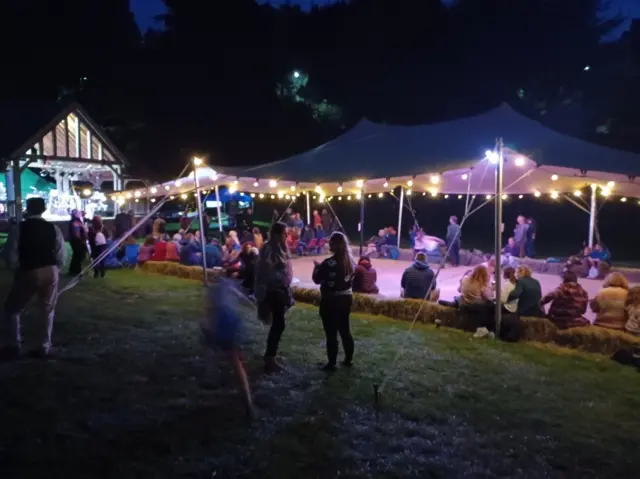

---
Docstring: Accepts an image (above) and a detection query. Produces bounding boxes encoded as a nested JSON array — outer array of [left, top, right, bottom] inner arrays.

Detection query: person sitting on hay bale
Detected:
[[507, 265, 544, 317], [353, 256, 379, 295], [401, 252, 439, 301], [624, 286, 640, 336], [586, 243, 612, 279], [137, 236, 156, 266], [591, 272, 629, 331], [564, 245, 591, 278], [541, 270, 590, 329]]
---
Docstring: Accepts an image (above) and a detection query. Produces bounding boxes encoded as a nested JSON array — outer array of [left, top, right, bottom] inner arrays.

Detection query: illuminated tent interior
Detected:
[[0, 102, 134, 222]]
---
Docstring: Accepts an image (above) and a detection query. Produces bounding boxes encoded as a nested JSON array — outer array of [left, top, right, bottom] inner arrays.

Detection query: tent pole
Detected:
[[494, 139, 504, 336], [588, 184, 597, 248], [359, 188, 365, 256], [397, 186, 404, 249], [12, 160, 22, 222], [214, 184, 224, 241], [306, 191, 311, 225], [194, 166, 208, 285]]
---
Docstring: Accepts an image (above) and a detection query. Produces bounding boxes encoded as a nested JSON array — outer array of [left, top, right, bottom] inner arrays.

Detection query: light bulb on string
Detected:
[[150, 187, 157, 194], [621, 197, 628, 202], [430, 175, 439, 184], [574, 190, 582, 197], [551, 175, 558, 181], [518, 194, 523, 199], [458, 194, 463, 199], [534, 191, 541, 197], [485, 194, 491, 200], [383, 180, 389, 188], [356, 179, 364, 188], [250, 193, 255, 198], [444, 194, 449, 199], [337, 184, 343, 193], [269, 180, 277, 188], [253, 181, 259, 187], [175, 180, 182, 187], [259, 193, 265, 198], [461, 174, 468, 180], [164, 185, 170, 191], [551, 191, 559, 199], [514, 157, 525, 167], [407, 179, 413, 187], [378, 192, 383, 198]]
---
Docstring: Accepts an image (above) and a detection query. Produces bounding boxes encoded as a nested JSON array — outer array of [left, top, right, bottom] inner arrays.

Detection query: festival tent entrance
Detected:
[[0, 101, 131, 222]]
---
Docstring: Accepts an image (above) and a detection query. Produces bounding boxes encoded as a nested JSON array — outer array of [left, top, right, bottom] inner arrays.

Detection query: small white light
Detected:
[[164, 185, 170, 191], [406, 190, 412, 196], [584, 65, 590, 71], [551, 191, 559, 199], [430, 189, 438, 197], [277, 192, 284, 198], [315, 185, 322, 193], [601, 188, 611, 197], [356, 179, 364, 188], [551, 174, 558, 181], [293, 70, 300, 78], [607, 181, 615, 188], [518, 194, 523, 199], [534, 191, 541, 197], [229, 185, 238, 194], [312, 195, 317, 200], [461, 174, 468, 180], [444, 194, 449, 199], [82, 188, 92, 196], [150, 187, 157, 194], [378, 192, 384, 198], [347, 195, 352, 200], [356, 192, 361, 199], [319, 196, 325, 203], [175, 180, 182, 187], [429, 175, 439, 184], [621, 197, 627, 202], [337, 186, 343, 193], [150, 198, 156, 203], [110, 195, 117, 201], [485, 194, 491, 200], [515, 157, 525, 167], [290, 185, 296, 192], [259, 193, 265, 198], [338, 196, 342, 200], [422, 192, 426, 196], [285, 194, 291, 199], [270, 194, 275, 199], [134, 191, 141, 198], [574, 190, 581, 197], [383, 181, 389, 188], [193, 157, 203, 166], [269, 179, 277, 188], [253, 181, 259, 187], [125, 192, 132, 199], [502, 194, 508, 200], [367, 194, 372, 198], [407, 180, 413, 187], [486, 150, 498, 163], [458, 194, 463, 199], [181, 193, 187, 199], [134, 198, 139, 203]]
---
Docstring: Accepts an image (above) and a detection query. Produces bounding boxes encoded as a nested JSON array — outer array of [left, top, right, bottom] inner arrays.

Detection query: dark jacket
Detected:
[[312, 254, 354, 296], [401, 260, 435, 299], [446, 223, 461, 245], [353, 259, 379, 294], [508, 276, 544, 316]]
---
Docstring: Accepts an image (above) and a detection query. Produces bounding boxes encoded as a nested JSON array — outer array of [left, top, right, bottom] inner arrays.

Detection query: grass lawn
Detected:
[[0, 268, 639, 478]]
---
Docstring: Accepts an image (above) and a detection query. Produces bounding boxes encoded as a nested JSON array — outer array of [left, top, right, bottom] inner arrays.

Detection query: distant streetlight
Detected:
[[293, 71, 300, 78], [584, 65, 591, 71]]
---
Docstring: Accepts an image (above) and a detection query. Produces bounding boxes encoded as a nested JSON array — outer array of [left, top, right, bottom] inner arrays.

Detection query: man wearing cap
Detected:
[[2, 197, 67, 359]]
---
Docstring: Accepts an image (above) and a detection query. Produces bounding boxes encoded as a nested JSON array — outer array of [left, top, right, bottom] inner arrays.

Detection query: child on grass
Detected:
[[312, 231, 356, 372], [201, 278, 255, 418]]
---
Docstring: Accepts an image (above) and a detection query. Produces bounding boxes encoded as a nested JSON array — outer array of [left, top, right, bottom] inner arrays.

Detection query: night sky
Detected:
[[131, 0, 639, 33]]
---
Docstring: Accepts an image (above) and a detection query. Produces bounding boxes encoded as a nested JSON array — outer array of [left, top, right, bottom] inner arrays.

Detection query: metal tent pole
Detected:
[[588, 184, 597, 248], [214, 184, 224, 241], [193, 163, 208, 285], [306, 191, 311, 225], [359, 188, 365, 256], [397, 186, 404, 249], [494, 139, 504, 335]]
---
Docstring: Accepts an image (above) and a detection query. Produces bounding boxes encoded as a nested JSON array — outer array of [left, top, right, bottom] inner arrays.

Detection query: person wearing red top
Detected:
[[150, 239, 168, 262], [313, 210, 322, 228], [353, 256, 379, 294]]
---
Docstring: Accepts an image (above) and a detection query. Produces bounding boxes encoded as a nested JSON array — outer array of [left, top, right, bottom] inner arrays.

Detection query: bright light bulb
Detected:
[[458, 195, 463, 199], [164, 185, 170, 191], [430, 175, 439, 184], [485, 194, 491, 200], [319, 196, 325, 203], [338, 196, 342, 200], [621, 197, 627, 202], [574, 190, 581, 197], [277, 192, 284, 198], [406, 190, 412, 196], [502, 194, 508, 200], [269, 180, 277, 188], [356, 192, 361, 199], [170, 195, 175, 200], [229, 186, 238, 194], [134, 191, 141, 198], [253, 181, 259, 187], [293, 71, 300, 78], [125, 192, 132, 199], [150, 187, 157, 194], [193, 157, 203, 166], [551, 191, 559, 199], [422, 192, 426, 196], [601, 188, 611, 197], [289, 185, 296, 192], [314, 185, 322, 193], [444, 194, 449, 199], [270, 195, 275, 199], [518, 194, 523, 199], [430, 189, 438, 197], [551, 175, 558, 181], [259, 193, 265, 198], [461, 174, 468, 180], [347, 195, 352, 200], [110, 195, 117, 201], [383, 181, 389, 188], [534, 191, 541, 197], [407, 180, 413, 187], [486, 150, 498, 163], [250, 193, 255, 198], [337, 186, 343, 193], [607, 181, 615, 188], [181, 194, 187, 199], [285, 195, 291, 199], [134, 198, 139, 203], [378, 193, 383, 198], [82, 188, 92, 196], [515, 157, 525, 167], [356, 179, 364, 188], [367, 194, 372, 198], [175, 180, 182, 187], [150, 198, 156, 203]]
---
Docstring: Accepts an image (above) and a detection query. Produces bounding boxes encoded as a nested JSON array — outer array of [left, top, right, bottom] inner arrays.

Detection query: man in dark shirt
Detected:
[[2, 198, 67, 359], [68, 209, 87, 277]]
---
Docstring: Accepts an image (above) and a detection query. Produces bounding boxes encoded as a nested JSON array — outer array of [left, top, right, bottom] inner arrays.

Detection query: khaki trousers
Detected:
[[4, 266, 59, 352]]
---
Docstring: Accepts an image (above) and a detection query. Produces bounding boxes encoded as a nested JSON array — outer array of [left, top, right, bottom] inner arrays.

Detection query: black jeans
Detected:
[[263, 289, 290, 358], [92, 244, 106, 278], [69, 241, 86, 276], [449, 242, 460, 266], [319, 294, 354, 365]]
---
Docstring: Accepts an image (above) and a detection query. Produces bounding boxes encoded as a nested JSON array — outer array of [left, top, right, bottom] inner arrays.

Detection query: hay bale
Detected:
[[554, 326, 640, 355], [521, 316, 558, 342]]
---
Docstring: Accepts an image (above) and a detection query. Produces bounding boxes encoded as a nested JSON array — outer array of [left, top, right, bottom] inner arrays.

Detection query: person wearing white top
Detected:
[[89, 218, 108, 279]]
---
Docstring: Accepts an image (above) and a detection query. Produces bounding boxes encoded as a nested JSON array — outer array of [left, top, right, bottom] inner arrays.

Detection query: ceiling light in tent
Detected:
[[337, 184, 343, 193], [422, 192, 426, 196], [485, 150, 498, 163], [338, 196, 342, 200], [458, 194, 463, 199], [574, 190, 581, 196], [607, 181, 615, 188], [134, 191, 141, 198], [485, 194, 491, 200], [312, 195, 316, 200], [192, 157, 203, 166], [181, 193, 188, 199], [170, 195, 175, 200], [406, 190, 412, 196], [601, 188, 611, 197], [444, 194, 449, 199], [356, 192, 361, 199], [518, 194, 523, 199], [270, 194, 275, 199], [378, 193, 384, 198], [502, 194, 508, 200], [319, 196, 325, 203], [259, 193, 265, 198], [367, 194, 372, 198], [461, 173, 468, 180], [111, 195, 117, 201], [82, 188, 92, 196], [250, 193, 255, 198], [150, 187, 157, 194], [407, 179, 413, 187], [164, 185, 170, 190], [550, 191, 559, 199], [347, 195, 352, 200], [135, 199, 139, 203], [430, 188, 438, 197], [290, 185, 296, 191], [277, 192, 284, 198], [253, 181, 259, 187], [175, 180, 182, 187], [125, 192, 132, 199], [534, 191, 541, 197], [514, 157, 525, 167], [383, 180, 389, 188], [285, 195, 290, 199], [269, 180, 277, 188], [621, 197, 627, 202], [430, 175, 439, 184], [232, 180, 238, 186], [356, 179, 364, 188], [150, 198, 156, 203], [551, 175, 558, 181]]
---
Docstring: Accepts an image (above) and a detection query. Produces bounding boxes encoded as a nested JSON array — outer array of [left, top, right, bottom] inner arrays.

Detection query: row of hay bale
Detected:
[[140, 261, 640, 356]]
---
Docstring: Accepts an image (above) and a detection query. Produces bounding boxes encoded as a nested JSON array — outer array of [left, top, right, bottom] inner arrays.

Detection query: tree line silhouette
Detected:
[[1, 0, 638, 179]]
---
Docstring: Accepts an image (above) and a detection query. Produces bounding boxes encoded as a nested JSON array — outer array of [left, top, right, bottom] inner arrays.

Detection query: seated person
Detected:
[[286, 228, 300, 251], [179, 234, 201, 266], [459, 264, 493, 306], [507, 265, 544, 317], [307, 224, 327, 254], [500, 267, 519, 314], [117, 235, 137, 261], [379, 227, 398, 258], [565, 245, 591, 278], [297, 224, 315, 256], [150, 238, 168, 262], [401, 252, 436, 300], [624, 286, 640, 336], [166, 235, 181, 261], [137, 236, 156, 265], [252, 227, 264, 250], [240, 229, 254, 245], [590, 272, 629, 330], [502, 237, 520, 257], [205, 239, 223, 268], [541, 271, 589, 329], [222, 236, 242, 274], [587, 243, 612, 278], [238, 245, 259, 294], [353, 256, 379, 294]]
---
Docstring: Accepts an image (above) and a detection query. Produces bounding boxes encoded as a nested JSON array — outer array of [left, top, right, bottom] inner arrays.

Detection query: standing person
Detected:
[[321, 208, 332, 234], [255, 222, 293, 373], [446, 216, 461, 266], [313, 209, 322, 228], [312, 232, 356, 372], [114, 209, 131, 239], [68, 209, 87, 277], [88, 216, 107, 278], [525, 217, 537, 258], [152, 213, 166, 239], [514, 215, 528, 258], [2, 198, 67, 359], [202, 212, 211, 240]]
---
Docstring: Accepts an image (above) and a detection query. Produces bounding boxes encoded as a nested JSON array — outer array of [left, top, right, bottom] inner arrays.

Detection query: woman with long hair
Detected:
[[459, 264, 493, 306], [312, 232, 356, 372]]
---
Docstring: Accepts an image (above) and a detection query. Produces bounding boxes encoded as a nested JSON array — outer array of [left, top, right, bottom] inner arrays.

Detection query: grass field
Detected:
[[0, 267, 639, 478]]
